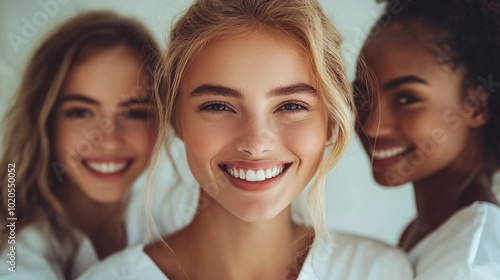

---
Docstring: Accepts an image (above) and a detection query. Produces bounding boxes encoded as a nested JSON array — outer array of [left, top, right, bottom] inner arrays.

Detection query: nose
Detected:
[[235, 116, 276, 157], [94, 119, 125, 151], [361, 100, 394, 138]]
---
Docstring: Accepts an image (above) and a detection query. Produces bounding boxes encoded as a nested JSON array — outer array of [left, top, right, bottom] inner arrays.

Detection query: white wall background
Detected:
[[0, 0, 415, 245]]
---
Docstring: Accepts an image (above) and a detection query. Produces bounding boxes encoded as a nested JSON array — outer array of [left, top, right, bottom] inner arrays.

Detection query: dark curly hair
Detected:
[[373, 0, 500, 175]]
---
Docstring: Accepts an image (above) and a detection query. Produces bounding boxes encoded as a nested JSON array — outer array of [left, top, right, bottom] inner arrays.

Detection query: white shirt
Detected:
[[0, 220, 98, 280], [0, 193, 179, 280], [409, 202, 500, 280], [78, 230, 413, 280]]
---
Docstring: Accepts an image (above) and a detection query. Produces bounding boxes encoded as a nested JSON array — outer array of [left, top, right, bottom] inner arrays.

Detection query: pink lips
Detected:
[[219, 160, 291, 192], [82, 158, 132, 180]]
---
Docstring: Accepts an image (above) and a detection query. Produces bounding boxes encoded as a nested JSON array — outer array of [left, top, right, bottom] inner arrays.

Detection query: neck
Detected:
[[152, 191, 312, 279], [60, 182, 127, 258], [405, 157, 498, 250]]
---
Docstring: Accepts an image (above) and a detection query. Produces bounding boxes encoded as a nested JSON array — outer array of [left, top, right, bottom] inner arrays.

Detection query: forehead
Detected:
[[61, 45, 147, 100], [181, 31, 314, 94], [360, 23, 458, 85]]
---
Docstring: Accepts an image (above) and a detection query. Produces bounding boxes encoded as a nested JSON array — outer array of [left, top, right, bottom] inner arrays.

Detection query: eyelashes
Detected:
[[121, 109, 152, 119], [63, 108, 152, 120], [198, 101, 235, 114], [198, 100, 310, 114], [277, 101, 308, 112], [65, 108, 91, 118], [394, 93, 422, 106]]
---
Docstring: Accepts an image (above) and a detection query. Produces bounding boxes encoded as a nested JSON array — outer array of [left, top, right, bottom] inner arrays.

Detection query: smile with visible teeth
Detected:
[[85, 161, 129, 174], [372, 147, 410, 159], [224, 164, 288, 182]]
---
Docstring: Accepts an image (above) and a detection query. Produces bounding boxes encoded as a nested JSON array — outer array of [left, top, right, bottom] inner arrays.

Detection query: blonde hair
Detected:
[[152, 0, 355, 239], [0, 11, 161, 252]]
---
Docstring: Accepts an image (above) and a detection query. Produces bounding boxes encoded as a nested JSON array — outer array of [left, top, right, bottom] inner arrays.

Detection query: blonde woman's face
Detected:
[[54, 45, 156, 203], [176, 32, 329, 222]]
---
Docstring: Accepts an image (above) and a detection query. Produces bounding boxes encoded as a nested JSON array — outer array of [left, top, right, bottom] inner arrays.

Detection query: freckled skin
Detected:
[[55, 45, 155, 203], [176, 32, 329, 222]]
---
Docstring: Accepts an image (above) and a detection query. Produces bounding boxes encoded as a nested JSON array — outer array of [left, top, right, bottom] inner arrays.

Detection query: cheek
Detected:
[[402, 111, 470, 168], [183, 118, 221, 155], [283, 118, 328, 162], [180, 118, 225, 181], [54, 123, 80, 163], [126, 126, 156, 158], [432, 123, 469, 159]]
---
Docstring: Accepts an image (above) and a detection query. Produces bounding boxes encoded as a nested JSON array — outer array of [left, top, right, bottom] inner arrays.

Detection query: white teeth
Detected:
[[226, 165, 286, 182], [246, 170, 256, 182], [272, 167, 277, 177], [256, 170, 266, 181], [87, 161, 128, 174], [265, 169, 272, 179], [372, 147, 409, 159]]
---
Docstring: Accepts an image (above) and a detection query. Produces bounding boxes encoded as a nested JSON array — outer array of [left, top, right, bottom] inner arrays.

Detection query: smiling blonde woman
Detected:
[[79, 1, 413, 279]]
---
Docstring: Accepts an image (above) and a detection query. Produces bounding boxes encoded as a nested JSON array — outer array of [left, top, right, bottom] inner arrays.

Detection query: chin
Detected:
[[229, 203, 287, 223], [374, 173, 409, 187], [85, 190, 128, 204]]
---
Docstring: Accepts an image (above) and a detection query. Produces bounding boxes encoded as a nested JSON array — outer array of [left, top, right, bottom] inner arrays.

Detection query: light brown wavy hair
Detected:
[[0, 11, 161, 254]]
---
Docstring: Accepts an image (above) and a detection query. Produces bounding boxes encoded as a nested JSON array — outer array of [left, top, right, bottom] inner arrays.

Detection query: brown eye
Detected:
[[124, 109, 150, 119], [65, 108, 91, 118], [396, 95, 421, 105]]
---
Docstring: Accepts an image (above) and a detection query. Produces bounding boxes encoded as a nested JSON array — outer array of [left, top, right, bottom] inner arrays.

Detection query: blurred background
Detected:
[[0, 0, 416, 245]]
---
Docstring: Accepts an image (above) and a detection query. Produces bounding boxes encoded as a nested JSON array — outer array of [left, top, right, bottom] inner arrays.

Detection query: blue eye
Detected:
[[199, 102, 234, 113], [278, 102, 308, 112], [65, 109, 91, 118]]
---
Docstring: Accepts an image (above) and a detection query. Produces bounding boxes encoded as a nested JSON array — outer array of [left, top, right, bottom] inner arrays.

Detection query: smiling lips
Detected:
[[371, 146, 410, 160], [84, 160, 131, 175], [224, 164, 286, 182]]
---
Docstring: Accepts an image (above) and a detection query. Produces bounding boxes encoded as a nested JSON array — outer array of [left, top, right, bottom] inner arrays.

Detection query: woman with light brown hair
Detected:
[[0, 11, 161, 279], [80, 0, 413, 279]]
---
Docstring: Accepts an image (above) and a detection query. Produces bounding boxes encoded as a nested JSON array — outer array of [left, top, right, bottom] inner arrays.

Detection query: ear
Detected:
[[172, 116, 184, 141], [463, 85, 490, 128], [326, 125, 338, 144], [327, 126, 333, 140]]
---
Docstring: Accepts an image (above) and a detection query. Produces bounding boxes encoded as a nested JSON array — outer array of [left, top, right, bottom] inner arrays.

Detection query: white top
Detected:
[[78, 230, 413, 280], [0, 220, 99, 280], [0, 168, 193, 280], [409, 202, 500, 280]]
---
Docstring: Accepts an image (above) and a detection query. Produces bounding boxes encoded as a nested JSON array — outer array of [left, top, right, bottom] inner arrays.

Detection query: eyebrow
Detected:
[[59, 94, 99, 105], [190, 84, 242, 99], [268, 83, 317, 97], [119, 96, 152, 107], [59, 94, 151, 107], [189, 83, 317, 99], [381, 75, 429, 90]]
